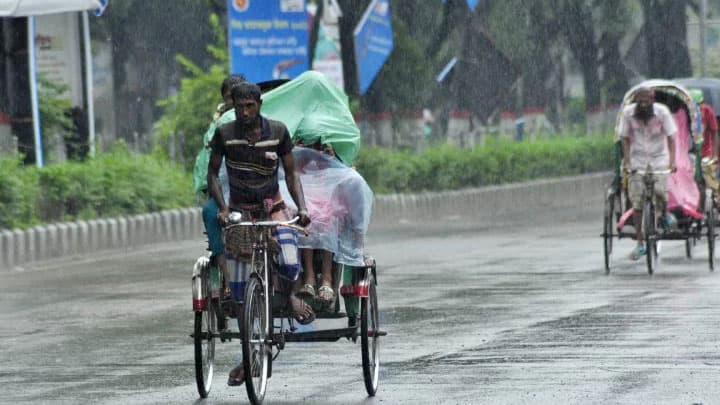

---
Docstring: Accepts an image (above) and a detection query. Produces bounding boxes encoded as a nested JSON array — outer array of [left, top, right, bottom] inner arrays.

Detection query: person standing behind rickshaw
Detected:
[[690, 89, 720, 191], [619, 87, 678, 260]]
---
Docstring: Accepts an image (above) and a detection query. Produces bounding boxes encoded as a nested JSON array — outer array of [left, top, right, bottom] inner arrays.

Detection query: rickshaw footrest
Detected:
[[280, 326, 357, 342]]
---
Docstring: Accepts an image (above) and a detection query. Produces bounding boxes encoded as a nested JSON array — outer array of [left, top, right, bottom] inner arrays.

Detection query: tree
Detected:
[[154, 15, 228, 170], [640, 0, 693, 78], [555, 0, 601, 109], [92, 1, 216, 146], [596, 0, 633, 104]]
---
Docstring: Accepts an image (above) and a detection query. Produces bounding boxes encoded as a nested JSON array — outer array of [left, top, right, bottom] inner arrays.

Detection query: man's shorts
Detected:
[[702, 161, 719, 192], [628, 172, 668, 210]]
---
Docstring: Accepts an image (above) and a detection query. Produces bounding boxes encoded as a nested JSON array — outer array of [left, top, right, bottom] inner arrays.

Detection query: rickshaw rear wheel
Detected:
[[361, 272, 380, 396], [603, 194, 615, 274], [707, 191, 716, 271], [242, 276, 270, 405], [194, 283, 216, 398]]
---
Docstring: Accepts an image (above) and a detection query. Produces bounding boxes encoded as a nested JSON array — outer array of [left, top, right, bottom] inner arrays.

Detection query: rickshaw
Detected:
[[603, 79, 718, 274], [190, 71, 384, 405]]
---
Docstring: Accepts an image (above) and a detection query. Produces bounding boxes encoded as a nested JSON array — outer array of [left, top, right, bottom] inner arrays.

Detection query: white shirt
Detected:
[[618, 102, 677, 170]]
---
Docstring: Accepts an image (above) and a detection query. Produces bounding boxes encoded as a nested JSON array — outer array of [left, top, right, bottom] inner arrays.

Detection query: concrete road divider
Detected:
[[0, 173, 612, 271], [371, 172, 611, 229]]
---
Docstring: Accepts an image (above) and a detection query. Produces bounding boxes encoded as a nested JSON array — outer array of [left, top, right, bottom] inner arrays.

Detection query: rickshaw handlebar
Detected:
[[227, 214, 300, 227], [630, 169, 672, 175]]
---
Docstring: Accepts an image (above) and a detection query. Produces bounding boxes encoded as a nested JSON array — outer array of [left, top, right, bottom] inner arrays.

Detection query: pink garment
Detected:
[[667, 109, 700, 214]]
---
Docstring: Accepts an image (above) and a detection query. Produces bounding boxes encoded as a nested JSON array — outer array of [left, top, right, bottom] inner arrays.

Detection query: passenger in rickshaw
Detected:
[[293, 138, 338, 304], [280, 141, 373, 309], [194, 74, 245, 296], [689, 88, 720, 192], [664, 91, 703, 222], [618, 87, 677, 260], [262, 71, 373, 310]]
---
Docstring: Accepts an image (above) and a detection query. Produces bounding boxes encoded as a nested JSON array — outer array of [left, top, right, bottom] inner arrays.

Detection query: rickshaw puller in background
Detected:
[[619, 87, 678, 261]]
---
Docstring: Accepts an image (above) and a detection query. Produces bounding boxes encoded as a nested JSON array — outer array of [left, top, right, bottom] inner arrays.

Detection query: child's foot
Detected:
[[317, 284, 335, 303], [297, 283, 315, 298]]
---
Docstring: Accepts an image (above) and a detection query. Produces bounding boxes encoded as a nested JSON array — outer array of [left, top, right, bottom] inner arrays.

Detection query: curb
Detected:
[[0, 173, 612, 271], [371, 172, 611, 228], [1, 208, 205, 271]]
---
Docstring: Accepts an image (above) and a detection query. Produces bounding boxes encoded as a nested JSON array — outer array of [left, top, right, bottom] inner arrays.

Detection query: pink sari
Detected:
[[667, 109, 702, 218]]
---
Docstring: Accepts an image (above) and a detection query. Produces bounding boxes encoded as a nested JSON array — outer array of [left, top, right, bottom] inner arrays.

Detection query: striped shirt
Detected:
[[210, 116, 293, 207]]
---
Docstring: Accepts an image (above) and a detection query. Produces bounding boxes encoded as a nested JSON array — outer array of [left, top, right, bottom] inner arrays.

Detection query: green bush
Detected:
[[355, 135, 614, 194], [0, 143, 194, 230], [1, 135, 614, 229], [0, 157, 40, 229]]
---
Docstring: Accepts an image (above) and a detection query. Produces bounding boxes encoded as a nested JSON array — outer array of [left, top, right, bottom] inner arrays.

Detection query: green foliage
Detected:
[[154, 13, 229, 170], [0, 143, 193, 230], [38, 75, 73, 137], [363, 18, 434, 112], [37, 74, 74, 161], [355, 135, 614, 194], [0, 157, 40, 229]]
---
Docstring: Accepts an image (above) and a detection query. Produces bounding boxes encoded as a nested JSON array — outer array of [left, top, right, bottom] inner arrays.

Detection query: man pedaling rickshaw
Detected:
[[207, 81, 313, 386], [618, 87, 678, 260]]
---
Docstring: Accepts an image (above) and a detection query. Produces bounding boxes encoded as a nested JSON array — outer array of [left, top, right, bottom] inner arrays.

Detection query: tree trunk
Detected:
[[335, 0, 371, 99], [642, 0, 692, 78]]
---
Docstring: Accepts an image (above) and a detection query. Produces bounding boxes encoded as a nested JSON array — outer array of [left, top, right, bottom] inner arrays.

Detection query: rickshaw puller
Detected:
[[208, 81, 312, 386], [619, 87, 678, 261]]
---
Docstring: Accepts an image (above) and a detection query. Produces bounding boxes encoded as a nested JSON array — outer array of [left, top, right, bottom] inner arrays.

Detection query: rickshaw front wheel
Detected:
[[242, 276, 270, 405], [361, 272, 380, 396]]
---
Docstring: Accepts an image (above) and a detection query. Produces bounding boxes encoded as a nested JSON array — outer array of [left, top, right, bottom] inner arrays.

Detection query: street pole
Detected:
[[28, 15, 43, 167], [82, 10, 95, 157], [700, 0, 707, 77]]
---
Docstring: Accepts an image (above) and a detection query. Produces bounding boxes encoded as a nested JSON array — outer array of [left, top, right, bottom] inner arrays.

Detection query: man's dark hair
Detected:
[[231, 82, 262, 103], [220, 74, 246, 96]]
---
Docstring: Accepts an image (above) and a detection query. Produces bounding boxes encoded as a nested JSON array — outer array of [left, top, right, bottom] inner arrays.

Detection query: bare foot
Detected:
[[227, 364, 244, 386], [288, 293, 315, 324]]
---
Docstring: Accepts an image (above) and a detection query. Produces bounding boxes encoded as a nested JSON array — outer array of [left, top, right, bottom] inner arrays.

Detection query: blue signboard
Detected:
[[227, 0, 309, 83], [353, 0, 393, 95], [94, 0, 109, 16]]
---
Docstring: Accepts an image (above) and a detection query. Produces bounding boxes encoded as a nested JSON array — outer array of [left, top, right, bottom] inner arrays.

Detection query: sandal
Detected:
[[297, 283, 315, 298], [317, 285, 335, 303], [629, 245, 646, 261]]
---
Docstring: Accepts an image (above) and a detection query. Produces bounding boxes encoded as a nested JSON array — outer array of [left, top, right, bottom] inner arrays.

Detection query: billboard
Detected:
[[353, 0, 393, 95], [227, 0, 309, 83]]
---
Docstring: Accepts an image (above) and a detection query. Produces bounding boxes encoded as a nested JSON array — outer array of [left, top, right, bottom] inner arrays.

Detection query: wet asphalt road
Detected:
[[3, 212, 720, 404]]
